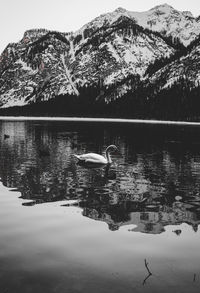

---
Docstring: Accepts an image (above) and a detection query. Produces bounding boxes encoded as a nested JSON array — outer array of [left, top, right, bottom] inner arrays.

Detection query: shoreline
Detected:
[[0, 116, 200, 126]]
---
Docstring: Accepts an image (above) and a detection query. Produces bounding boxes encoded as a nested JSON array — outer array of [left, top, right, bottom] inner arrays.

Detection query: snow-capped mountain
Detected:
[[0, 4, 200, 118], [79, 4, 200, 46]]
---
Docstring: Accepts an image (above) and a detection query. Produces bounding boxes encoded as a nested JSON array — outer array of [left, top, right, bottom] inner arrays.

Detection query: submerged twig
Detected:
[[143, 259, 153, 285], [193, 273, 196, 282]]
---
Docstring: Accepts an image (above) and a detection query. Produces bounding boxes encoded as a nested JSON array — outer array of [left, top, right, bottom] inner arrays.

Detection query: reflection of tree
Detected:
[[0, 121, 78, 202], [0, 121, 200, 234]]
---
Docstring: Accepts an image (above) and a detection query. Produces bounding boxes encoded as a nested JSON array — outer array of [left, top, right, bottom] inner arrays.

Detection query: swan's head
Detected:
[[105, 145, 118, 153], [105, 145, 118, 164]]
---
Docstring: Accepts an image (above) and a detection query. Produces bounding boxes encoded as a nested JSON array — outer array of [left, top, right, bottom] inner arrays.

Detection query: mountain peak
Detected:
[[152, 3, 174, 10], [149, 3, 177, 14], [151, 4, 194, 18], [114, 7, 127, 13], [182, 11, 193, 18]]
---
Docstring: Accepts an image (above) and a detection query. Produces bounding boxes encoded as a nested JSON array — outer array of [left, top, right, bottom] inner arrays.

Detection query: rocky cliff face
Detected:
[[148, 39, 200, 92], [0, 4, 200, 114]]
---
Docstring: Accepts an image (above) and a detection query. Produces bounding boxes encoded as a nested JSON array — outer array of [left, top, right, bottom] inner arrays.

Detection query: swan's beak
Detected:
[[115, 148, 122, 157]]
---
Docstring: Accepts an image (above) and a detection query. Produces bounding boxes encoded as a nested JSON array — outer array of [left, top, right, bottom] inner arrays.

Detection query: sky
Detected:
[[0, 0, 200, 53]]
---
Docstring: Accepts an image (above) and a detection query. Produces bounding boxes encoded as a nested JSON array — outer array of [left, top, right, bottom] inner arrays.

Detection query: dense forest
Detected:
[[0, 79, 200, 121]]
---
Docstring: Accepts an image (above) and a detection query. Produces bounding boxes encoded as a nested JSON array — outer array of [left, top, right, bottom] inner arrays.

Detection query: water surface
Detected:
[[0, 120, 200, 293]]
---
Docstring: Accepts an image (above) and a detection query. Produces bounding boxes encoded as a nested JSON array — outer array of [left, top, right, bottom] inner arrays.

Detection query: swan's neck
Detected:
[[106, 150, 112, 163]]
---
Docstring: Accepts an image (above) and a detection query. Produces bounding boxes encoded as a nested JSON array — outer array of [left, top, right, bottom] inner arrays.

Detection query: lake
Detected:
[[0, 119, 200, 293]]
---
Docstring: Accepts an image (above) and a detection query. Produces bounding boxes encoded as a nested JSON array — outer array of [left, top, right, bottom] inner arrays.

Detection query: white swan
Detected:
[[74, 145, 118, 164]]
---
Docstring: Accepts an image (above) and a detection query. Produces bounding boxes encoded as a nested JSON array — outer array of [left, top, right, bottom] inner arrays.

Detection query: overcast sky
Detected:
[[0, 0, 199, 53]]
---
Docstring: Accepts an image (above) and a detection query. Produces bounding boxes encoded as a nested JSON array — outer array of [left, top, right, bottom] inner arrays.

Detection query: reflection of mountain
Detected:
[[0, 121, 200, 234], [82, 200, 200, 233]]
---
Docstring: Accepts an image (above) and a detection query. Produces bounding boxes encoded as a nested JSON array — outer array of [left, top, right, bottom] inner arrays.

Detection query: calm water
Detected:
[[0, 119, 200, 293]]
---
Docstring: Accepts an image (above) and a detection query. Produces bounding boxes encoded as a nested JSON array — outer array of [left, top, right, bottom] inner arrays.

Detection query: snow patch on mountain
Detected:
[[15, 58, 37, 74], [60, 54, 79, 96], [107, 42, 121, 62]]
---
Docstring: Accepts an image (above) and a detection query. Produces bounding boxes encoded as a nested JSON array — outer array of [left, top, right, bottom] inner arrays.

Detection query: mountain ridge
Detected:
[[0, 4, 200, 120]]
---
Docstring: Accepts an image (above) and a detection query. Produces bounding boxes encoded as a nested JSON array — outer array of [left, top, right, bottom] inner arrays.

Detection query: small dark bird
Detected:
[[173, 229, 182, 236], [4, 134, 10, 139]]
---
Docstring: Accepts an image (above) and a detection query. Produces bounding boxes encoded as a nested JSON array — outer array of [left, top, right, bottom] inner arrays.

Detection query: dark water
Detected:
[[0, 119, 200, 293]]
